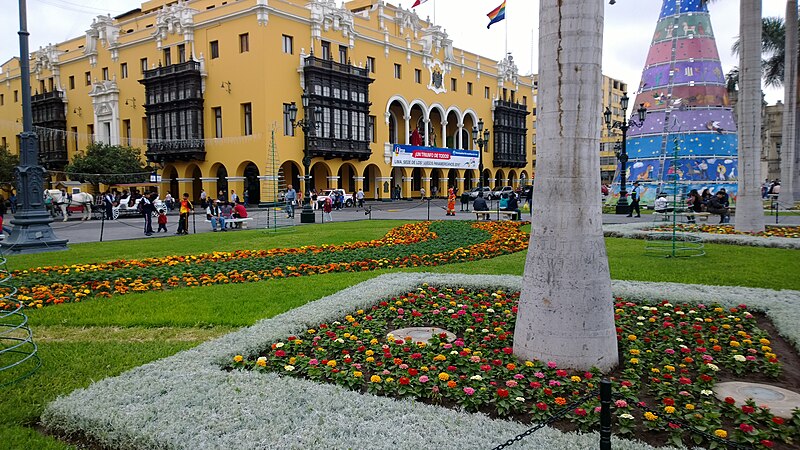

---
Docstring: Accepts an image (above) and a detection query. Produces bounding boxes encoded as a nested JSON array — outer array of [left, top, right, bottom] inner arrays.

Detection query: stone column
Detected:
[[402, 176, 412, 199], [226, 176, 245, 203], [421, 176, 431, 199]]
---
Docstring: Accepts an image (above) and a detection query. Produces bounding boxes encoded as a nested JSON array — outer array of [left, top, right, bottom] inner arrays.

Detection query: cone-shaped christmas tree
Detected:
[[617, 0, 738, 206]]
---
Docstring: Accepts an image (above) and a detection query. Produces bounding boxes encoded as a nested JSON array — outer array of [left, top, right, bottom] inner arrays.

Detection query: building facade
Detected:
[[0, 0, 627, 202]]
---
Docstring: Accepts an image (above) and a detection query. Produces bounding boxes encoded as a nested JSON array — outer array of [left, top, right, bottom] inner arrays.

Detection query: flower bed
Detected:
[[648, 224, 800, 238], [231, 286, 799, 449], [3, 221, 528, 310], [41, 274, 800, 450], [603, 223, 800, 249]]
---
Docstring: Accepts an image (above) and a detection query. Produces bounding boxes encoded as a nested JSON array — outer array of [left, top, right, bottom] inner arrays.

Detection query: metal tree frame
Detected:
[[0, 254, 41, 387], [604, 93, 647, 215]]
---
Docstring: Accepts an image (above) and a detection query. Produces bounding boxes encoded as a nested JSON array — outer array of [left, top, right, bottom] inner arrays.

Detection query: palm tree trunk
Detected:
[[781, 0, 798, 205], [736, 0, 766, 233], [513, 0, 617, 371]]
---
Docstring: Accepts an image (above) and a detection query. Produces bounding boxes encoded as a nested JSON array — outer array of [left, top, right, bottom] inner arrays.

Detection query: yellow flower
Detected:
[[370, 338, 379, 345], [570, 376, 581, 382], [685, 404, 695, 410], [664, 365, 675, 372], [233, 355, 243, 363], [649, 317, 656, 323], [327, 360, 337, 367], [730, 341, 741, 347], [365, 350, 375, 356], [629, 349, 640, 356], [627, 335, 637, 341], [370, 375, 382, 383], [629, 358, 639, 364], [525, 361, 534, 367], [307, 329, 316, 334], [353, 371, 363, 378], [433, 354, 447, 362], [289, 357, 296, 365], [759, 338, 771, 345], [664, 406, 676, 414], [366, 357, 375, 363], [644, 412, 658, 421], [256, 357, 267, 367], [714, 429, 727, 438], [438, 372, 450, 381], [762, 346, 772, 352], [651, 368, 661, 374]]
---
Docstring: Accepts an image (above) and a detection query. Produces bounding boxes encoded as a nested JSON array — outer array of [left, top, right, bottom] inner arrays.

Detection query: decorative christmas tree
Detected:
[[617, 0, 738, 206]]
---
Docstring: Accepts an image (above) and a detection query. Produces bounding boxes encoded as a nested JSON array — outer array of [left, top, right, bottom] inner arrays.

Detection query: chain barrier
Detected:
[[490, 388, 600, 450], [613, 393, 753, 450]]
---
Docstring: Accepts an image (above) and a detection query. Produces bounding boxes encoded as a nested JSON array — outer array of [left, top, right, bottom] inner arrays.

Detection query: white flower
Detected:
[[470, 375, 483, 381], [701, 390, 713, 396], [637, 316, 645, 321], [284, 365, 295, 372], [707, 364, 719, 372], [675, 311, 685, 316], [464, 329, 474, 333], [275, 342, 285, 348], [663, 313, 671, 317], [447, 309, 454, 314], [695, 318, 705, 322], [515, 397, 525, 402], [620, 413, 635, 420], [636, 322, 644, 326], [450, 351, 459, 355], [734, 355, 747, 362], [664, 303, 673, 307], [486, 308, 495, 313], [676, 338, 684, 342], [482, 329, 490, 333], [335, 338, 345, 344]]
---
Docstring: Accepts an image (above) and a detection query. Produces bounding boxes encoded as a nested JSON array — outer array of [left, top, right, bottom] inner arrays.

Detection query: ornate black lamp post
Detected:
[[288, 93, 322, 224], [1, 0, 67, 253], [472, 118, 490, 191], [604, 92, 647, 215]]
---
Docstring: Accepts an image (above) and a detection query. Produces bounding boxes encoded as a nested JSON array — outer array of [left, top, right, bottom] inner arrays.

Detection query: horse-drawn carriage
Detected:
[[45, 189, 94, 222], [113, 194, 164, 220]]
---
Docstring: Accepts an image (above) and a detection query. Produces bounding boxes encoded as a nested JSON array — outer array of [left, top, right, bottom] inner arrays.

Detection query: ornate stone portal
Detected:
[[387, 327, 455, 345]]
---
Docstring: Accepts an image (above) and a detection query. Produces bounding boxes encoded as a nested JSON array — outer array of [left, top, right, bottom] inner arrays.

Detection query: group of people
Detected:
[[762, 179, 781, 199], [653, 187, 732, 224], [206, 198, 248, 231], [471, 190, 521, 220]]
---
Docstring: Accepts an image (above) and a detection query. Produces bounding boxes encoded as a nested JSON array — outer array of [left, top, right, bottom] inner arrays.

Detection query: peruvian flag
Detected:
[[412, 0, 429, 7]]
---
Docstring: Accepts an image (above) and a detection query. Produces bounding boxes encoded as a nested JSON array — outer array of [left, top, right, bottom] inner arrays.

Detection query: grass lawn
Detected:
[[1, 219, 798, 449]]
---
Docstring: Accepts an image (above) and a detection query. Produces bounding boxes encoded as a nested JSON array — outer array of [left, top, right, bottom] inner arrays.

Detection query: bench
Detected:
[[474, 210, 519, 221], [205, 217, 253, 229], [655, 211, 710, 223]]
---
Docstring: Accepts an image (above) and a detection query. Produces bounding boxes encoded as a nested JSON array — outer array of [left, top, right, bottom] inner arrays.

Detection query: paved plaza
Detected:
[[6, 198, 797, 245]]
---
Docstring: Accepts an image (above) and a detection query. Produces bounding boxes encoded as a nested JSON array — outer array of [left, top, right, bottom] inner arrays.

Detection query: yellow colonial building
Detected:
[[0, 0, 627, 203]]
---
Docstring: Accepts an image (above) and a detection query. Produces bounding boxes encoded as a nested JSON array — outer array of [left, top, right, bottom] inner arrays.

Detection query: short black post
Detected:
[[427, 199, 430, 221], [192, 210, 196, 234], [775, 200, 779, 224], [600, 379, 612, 450], [99, 212, 105, 242]]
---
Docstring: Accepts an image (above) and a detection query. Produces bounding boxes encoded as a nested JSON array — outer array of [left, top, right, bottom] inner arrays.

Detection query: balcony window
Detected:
[[210, 40, 219, 59], [282, 35, 293, 54], [240, 33, 249, 53]]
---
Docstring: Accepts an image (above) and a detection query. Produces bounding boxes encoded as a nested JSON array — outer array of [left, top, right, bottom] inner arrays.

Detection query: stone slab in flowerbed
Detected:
[[603, 223, 800, 249], [42, 274, 800, 450]]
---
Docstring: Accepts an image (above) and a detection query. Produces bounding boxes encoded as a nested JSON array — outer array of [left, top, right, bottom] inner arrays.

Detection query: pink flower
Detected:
[[309, 359, 319, 366], [614, 400, 628, 408], [505, 380, 518, 388], [665, 349, 676, 355], [513, 374, 525, 380], [746, 356, 756, 361], [463, 387, 475, 396], [547, 361, 558, 369], [534, 372, 545, 379], [594, 406, 602, 413], [399, 364, 408, 370], [574, 408, 587, 417], [419, 375, 429, 383], [549, 380, 561, 387]]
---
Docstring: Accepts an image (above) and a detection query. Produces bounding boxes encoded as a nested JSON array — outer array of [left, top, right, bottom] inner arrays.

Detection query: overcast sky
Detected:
[[0, 0, 788, 104]]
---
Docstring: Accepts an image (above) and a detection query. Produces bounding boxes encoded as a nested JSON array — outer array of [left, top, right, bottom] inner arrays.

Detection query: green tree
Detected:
[[0, 144, 20, 194], [65, 143, 149, 192], [732, 16, 798, 87]]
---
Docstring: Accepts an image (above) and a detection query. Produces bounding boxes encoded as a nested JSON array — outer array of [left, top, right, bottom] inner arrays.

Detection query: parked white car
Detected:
[[492, 186, 515, 199], [468, 187, 492, 199], [316, 189, 354, 208]]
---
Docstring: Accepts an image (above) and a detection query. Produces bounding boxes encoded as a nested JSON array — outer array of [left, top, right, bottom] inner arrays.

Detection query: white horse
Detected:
[[46, 189, 94, 222]]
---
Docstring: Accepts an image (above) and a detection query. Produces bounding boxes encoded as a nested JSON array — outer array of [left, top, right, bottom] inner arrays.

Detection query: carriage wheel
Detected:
[[112, 207, 120, 220]]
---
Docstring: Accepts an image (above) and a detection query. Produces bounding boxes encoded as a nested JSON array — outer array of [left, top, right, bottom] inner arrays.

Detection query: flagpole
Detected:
[[504, 2, 508, 58]]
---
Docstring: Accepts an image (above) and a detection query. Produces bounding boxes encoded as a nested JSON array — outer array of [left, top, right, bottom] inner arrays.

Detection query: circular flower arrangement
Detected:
[[2, 221, 528, 310], [649, 224, 800, 238], [231, 286, 799, 449]]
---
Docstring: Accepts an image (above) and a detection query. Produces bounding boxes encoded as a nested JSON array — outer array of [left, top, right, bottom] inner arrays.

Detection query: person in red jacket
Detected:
[[232, 202, 248, 228]]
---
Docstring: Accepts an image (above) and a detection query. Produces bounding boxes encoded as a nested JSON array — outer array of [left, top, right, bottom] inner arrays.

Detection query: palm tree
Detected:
[[781, 1, 797, 205], [732, 17, 794, 87], [736, 0, 766, 233], [513, 0, 617, 371]]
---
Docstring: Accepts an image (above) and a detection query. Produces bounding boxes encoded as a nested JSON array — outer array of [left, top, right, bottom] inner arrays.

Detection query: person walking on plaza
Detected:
[[285, 185, 297, 218], [176, 193, 192, 235], [103, 191, 114, 220], [420, 187, 426, 200], [446, 187, 456, 216], [200, 189, 207, 209], [356, 188, 364, 210], [164, 192, 174, 211], [207, 199, 225, 231], [626, 181, 641, 218], [322, 196, 333, 222], [141, 193, 155, 236], [157, 209, 168, 233], [230, 189, 239, 204]]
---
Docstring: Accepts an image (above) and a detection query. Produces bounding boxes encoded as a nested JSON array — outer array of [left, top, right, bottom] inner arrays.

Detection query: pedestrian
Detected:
[[446, 187, 456, 216], [230, 189, 238, 204], [243, 189, 249, 205], [176, 193, 192, 235], [323, 196, 333, 222], [157, 209, 168, 232], [311, 189, 318, 210], [356, 188, 364, 210], [420, 187, 426, 200], [103, 191, 114, 220], [9, 193, 17, 214], [432, 185, 438, 199], [141, 194, 155, 236], [207, 199, 225, 231], [218, 190, 225, 202], [626, 181, 641, 218], [686, 189, 703, 224], [164, 192, 174, 211], [200, 189, 207, 209], [285, 186, 297, 218]]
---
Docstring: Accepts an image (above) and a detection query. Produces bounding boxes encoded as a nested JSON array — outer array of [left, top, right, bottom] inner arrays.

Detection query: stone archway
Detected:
[[242, 162, 260, 205], [163, 166, 179, 199], [494, 170, 506, 189], [362, 164, 382, 199], [211, 163, 228, 200], [337, 163, 358, 193], [310, 162, 331, 193], [190, 165, 202, 202]]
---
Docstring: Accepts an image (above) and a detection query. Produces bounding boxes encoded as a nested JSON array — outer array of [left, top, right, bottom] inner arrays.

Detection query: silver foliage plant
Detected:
[[603, 223, 800, 249], [42, 273, 800, 450]]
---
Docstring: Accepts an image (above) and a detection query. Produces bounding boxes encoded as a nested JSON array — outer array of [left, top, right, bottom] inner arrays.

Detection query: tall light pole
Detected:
[[1, 0, 68, 253], [472, 118, 490, 191], [288, 93, 322, 224], [604, 92, 647, 214]]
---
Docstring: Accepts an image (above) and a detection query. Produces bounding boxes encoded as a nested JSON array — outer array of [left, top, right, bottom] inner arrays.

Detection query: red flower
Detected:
[[700, 374, 713, 382], [742, 405, 755, 414], [502, 347, 513, 354], [410, 353, 422, 359], [724, 397, 736, 405], [739, 423, 755, 433], [497, 388, 509, 398], [574, 408, 587, 417], [668, 422, 681, 429], [760, 440, 774, 448], [536, 402, 548, 411], [679, 377, 692, 385], [408, 368, 419, 376], [399, 377, 410, 385], [275, 350, 286, 357], [771, 417, 784, 425], [663, 398, 675, 406]]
